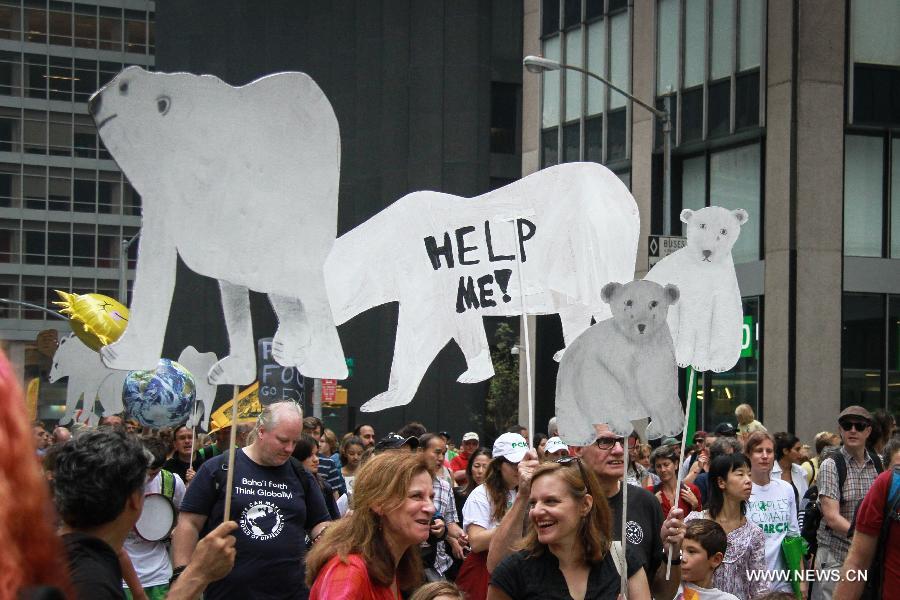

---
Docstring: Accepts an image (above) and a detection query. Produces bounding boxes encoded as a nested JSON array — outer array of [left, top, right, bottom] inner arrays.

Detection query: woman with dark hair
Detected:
[[771, 431, 809, 503], [686, 453, 766, 599], [457, 434, 528, 600], [868, 409, 896, 459], [745, 431, 803, 597], [339, 435, 365, 497], [306, 452, 435, 598], [533, 433, 548, 462], [454, 447, 490, 524], [646, 445, 701, 516], [294, 434, 340, 519], [488, 459, 650, 599]]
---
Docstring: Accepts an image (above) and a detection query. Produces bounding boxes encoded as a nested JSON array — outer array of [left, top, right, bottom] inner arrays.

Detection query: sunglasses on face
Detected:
[[840, 421, 869, 432], [594, 436, 637, 450]]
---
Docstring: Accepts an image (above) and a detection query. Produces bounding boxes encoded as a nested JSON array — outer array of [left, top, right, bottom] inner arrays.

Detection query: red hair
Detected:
[[0, 351, 72, 597]]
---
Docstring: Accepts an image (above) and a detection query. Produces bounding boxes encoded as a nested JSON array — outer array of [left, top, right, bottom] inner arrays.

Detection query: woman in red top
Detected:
[[306, 451, 435, 599], [646, 445, 701, 516]]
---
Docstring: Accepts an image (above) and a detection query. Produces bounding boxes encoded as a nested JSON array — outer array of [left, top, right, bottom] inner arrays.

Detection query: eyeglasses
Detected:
[[594, 435, 637, 450], [839, 421, 869, 432], [556, 456, 589, 490]]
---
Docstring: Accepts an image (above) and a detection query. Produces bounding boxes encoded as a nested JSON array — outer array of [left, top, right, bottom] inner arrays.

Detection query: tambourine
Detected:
[[134, 493, 177, 542]]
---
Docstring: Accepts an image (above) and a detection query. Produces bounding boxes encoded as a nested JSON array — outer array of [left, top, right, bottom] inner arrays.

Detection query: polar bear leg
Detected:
[[209, 281, 256, 385], [269, 294, 311, 367], [554, 304, 595, 362], [98, 373, 125, 416], [454, 314, 494, 383], [101, 228, 176, 371], [360, 307, 449, 412], [291, 275, 348, 379]]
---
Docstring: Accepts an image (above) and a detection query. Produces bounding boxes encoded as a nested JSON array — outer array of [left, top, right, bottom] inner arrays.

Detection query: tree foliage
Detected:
[[482, 321, 520, 442]]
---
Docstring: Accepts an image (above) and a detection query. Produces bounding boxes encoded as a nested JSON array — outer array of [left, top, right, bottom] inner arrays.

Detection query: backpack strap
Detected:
[[160, 469, 175, 501], [870, 450, 884, 474], [834, 453, 847, 506]]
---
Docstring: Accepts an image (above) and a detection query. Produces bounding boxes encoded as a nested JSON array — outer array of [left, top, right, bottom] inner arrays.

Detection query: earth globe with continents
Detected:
[[123, 359, 196, 428]]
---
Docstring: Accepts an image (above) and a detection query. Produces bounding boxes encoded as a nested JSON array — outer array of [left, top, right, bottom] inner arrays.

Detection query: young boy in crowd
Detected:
[[677, 519, 739, 600]]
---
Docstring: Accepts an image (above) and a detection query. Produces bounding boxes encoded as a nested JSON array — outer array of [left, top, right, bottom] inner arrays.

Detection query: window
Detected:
[[98, 7, 121, 52], [124, 10, 146, 54], [849, 0, 900, 127], [843, 135, 884, 257], [48, 6, 72, 47], [24, 7, 47, 44], [0, 4, 19, 40], [842, 293, 885, 414], [675, 143, 762, 264], [540, 0, 631, 168], [24, 230, 45, 264], [491, 82, 519, 155], [74, 6, 97, 49]]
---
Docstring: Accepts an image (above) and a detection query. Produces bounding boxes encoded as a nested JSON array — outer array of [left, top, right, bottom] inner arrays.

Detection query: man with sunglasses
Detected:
[[813, 406, 882, 600], [486, 424, 685, 599]]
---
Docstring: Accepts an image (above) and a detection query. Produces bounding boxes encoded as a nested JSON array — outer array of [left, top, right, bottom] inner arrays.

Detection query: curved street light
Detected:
[[523, 55, 674, 235]]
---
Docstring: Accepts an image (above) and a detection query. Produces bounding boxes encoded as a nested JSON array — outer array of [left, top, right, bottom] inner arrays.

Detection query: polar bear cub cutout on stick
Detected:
[[327, 163, 639, 412], [555, 280, 682, 444], [89, 67, 347, 384], [50, 334, 127, 426], [644, 206, 747, 372], [176, 346, 218, 431]]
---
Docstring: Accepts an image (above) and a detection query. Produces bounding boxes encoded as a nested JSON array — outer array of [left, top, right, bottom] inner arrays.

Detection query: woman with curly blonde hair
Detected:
[[306, 451, 435, 599]]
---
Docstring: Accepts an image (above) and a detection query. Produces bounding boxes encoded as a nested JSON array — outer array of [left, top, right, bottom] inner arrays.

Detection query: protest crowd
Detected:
[[5, 351, 899, 600]]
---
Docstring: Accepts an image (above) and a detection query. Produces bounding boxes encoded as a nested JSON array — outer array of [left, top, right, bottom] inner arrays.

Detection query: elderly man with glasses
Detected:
[[812, 405, 882, 600], [486, 424, 686, 600]]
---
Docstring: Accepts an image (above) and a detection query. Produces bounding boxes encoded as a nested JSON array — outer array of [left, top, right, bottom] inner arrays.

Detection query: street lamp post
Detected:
[[523, 55, 673, 236]]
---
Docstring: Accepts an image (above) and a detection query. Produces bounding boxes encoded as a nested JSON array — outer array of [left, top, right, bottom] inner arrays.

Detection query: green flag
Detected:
[[683, 367, 698, 442]]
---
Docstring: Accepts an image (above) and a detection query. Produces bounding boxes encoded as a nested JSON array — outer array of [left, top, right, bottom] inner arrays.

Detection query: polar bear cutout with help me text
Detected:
[[644, 206, 747, 372], [50, 333, 127, 427], [89, 67, 347, 384], [555, 280, 682, 444], [326, 162, 639, 412]]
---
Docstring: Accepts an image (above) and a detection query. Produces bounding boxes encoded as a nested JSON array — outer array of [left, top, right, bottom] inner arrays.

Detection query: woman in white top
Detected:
[[771, 431, 809, 507], [457, 433, 527, 600], [744, 432, 804, 596]]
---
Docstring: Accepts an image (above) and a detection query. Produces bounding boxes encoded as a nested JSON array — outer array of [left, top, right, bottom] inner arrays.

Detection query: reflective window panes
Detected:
[[0, 4, 20, 40], [889, 296, 900, 418], [710, 144, 761, 264], [893, 138, 900, 258], [563, 122, 579, 163], [657, 0, 677, 94], [563, 27, 582, 123], [842, 294, 884, 414], [608, 12, 628, 110], [541, 35, 561, 129], [702, 297, 761, 431], [843, 134, 884, 257], [586, 18, 605, 116], [683, 0, 705, 88], [850, 0, 900, 126]]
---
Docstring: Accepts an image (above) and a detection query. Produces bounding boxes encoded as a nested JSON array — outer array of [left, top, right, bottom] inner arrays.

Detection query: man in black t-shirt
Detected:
[[172, 401, 331, 600]]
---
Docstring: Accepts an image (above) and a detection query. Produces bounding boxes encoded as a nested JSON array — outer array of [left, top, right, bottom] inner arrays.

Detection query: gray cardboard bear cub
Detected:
[[555, 279, 684, 445]]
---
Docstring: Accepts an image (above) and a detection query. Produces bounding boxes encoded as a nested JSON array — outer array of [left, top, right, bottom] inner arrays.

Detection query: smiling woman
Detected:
[[306, 452, 434, 599], [487, 460, 651, 600]]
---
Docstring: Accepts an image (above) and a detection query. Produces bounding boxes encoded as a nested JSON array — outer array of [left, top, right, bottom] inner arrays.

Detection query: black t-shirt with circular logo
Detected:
[[181, 449, 330, 600]]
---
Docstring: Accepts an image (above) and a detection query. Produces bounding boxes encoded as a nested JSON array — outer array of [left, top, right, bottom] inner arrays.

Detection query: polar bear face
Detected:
[[680, 206, 748, 264], [601, 280, 679, 341]]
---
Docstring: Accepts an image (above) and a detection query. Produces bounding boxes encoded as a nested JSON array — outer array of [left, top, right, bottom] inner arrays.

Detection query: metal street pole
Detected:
[[0, 298, 67, 320], [523, 55, 673, 235]]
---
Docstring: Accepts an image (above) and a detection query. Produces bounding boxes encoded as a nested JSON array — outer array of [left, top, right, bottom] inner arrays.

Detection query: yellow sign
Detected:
[[25, 377, 39, 420], [208, 382, 262, 432]]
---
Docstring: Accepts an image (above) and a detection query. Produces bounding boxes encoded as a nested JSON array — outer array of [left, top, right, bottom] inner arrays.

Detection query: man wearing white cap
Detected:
[[543, 436, 569, 460], [451, 431, 480, 485]]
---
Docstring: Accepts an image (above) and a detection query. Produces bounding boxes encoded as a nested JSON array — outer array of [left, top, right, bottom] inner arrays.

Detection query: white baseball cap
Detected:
[[493, 432, 528, 463], [544, 436, 569, 455], [462, 432, 479, 442]]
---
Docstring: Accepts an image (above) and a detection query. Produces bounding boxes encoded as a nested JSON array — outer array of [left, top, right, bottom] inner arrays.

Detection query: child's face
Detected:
[[680, 538, 723, 585]]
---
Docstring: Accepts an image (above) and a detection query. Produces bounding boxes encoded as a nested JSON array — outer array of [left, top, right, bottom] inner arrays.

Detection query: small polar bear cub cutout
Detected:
[[88, 66, 347, 385], [555, 279, 683, 445], [645, 206, 748, 373]]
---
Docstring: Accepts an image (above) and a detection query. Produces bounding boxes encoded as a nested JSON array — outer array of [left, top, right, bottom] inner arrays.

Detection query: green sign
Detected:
[[740, 315, 757, 358]]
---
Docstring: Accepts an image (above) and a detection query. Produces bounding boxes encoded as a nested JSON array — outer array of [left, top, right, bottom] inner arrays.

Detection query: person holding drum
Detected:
[[121, 436, 186, 600]]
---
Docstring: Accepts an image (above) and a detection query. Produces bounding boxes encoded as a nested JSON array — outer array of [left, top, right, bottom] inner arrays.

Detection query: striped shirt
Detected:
[[432, 476, 459, 575], [317, 455, 346, 496], [816, 446, 879, 561]]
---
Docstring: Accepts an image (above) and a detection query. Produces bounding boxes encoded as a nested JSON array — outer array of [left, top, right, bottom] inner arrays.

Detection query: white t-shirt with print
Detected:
[[462, 483, 516, 532], [747, 477, 799, 592]]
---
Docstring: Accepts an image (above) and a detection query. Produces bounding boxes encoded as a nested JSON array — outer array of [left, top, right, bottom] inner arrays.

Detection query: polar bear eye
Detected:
[[720, 228, 727, 236], [625, 300, 633, 307], [118, 80, 129, 94], [699, 223, 706, 230], [650, 300, 658, 308], [156, 95, 171, 115]]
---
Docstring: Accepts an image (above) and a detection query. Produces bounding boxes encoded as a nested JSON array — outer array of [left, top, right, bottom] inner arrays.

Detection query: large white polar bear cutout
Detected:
[[326, 162, 639, 412], [555, 280, 682, 444], [644, 206, 747, 372], [49, 334, 127, 426], [89, 67, 348, 384]]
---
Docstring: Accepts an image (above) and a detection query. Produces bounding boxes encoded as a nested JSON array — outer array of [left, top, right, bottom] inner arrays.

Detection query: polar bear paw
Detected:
[[100, 339, 160, 372], [360, 389, 410, 413], [208, 355, 256, 386], [553, 348, 566, 362], [457, 350, 495, 383], [271, 333, 309, 369]]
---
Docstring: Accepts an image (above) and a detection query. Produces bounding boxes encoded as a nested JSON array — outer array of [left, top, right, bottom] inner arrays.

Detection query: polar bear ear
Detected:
[[600, 282, 622, 304], [680, 209, 694, 224], [664, 284, 680, 305], [732, 208, 749, 226]]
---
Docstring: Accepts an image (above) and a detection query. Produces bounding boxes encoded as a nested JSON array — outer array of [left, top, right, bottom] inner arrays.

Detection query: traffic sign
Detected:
[[648, 234, 687, 268], [321, 379, 337, 404]]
